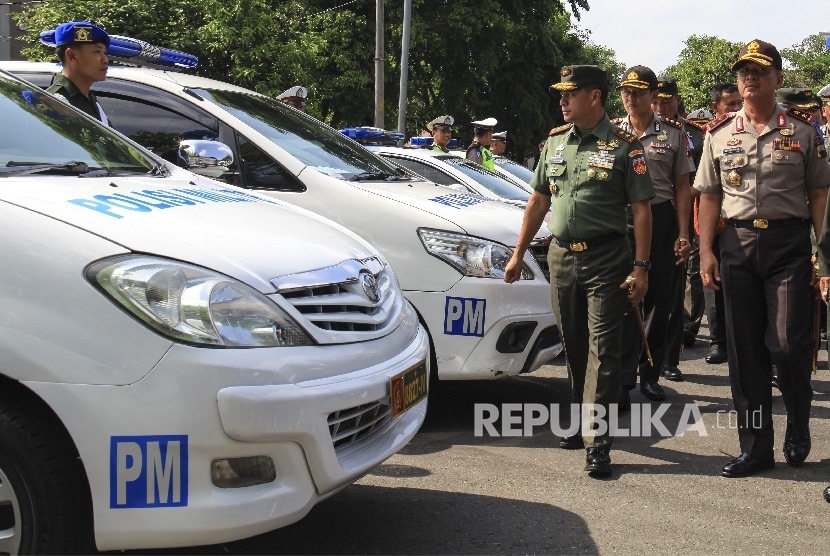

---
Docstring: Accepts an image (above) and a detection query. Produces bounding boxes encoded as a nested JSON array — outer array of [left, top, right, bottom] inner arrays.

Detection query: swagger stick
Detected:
[[626, 275, 654, 367], [814, 263, 821, 374]]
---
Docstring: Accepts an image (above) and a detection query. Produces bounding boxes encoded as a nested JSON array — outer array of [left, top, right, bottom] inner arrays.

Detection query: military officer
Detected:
[[278, 86, 307, 112], [491, 131, 507, 156], [424, 115, 454, 153], [44, 21, 110, 124], [697, 40, 830, 477], [776, 88, 823, 121], [504, 65, 655, 475], [652, 76, 706, 382], [819, 84, 830, 144], [466, 118, 497, 170], [615, 66, 695, 405]]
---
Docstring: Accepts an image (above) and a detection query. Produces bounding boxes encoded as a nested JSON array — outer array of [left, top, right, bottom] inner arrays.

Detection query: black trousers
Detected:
[[704, 235, 727, 347], [720, 224, 814, 457], [664, 257, 686, 367], [621, 201, 678, 386]]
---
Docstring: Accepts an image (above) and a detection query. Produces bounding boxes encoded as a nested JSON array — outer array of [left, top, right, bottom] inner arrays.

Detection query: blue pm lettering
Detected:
[[444, 296, 486, 337], [429, 194, 485, 209], [110, 435, 188, 509]]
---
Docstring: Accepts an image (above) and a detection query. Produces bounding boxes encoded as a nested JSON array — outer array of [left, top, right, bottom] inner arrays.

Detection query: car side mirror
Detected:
[[178, 140, 234, 178]]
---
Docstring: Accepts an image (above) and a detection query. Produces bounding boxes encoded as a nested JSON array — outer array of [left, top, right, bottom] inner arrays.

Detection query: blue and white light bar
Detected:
[[39, 31, 198, 71], [339, 127, 405, 146], [409, 137, 458, 148]]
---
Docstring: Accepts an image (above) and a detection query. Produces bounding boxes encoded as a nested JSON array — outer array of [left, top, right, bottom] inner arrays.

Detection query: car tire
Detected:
[[0, 396, 94, 555]]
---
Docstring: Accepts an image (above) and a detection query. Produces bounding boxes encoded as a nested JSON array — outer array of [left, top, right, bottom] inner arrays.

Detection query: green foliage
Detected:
[[781, 34, 830, 91], [16, 0, 623, 160], [662, 35, 743, 113]]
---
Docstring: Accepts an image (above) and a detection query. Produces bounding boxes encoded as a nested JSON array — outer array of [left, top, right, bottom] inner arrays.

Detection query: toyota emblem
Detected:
[[360, 272, 380, 302]]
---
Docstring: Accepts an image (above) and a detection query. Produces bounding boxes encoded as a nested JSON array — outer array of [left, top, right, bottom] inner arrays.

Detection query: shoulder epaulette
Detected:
[[549, 123, 573, 136], [611, 127, 636, 144], [685, 120, 707, 132], [609, 117, 623, 124], [706, 113, 733, 132], [787, 107, 814, 124], [661, 116, 684, 130]]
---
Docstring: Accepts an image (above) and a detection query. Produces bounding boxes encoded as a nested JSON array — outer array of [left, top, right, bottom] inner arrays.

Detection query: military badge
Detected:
[[654, 121, 661, 133], [727, 170, 741, 186], [777, 113, 787, 128], [612, 128, 636, 144], [587, 169, 597, 178], [599, 171, 609, 180], [656, 131, 668, 141], [726, 138, 741, 146], [628, 71, 639, 80], [736, 117, 744, 132], [561, 68, 572, 76], [787, 107, 813, 123], [556, 144, 565, 152], [629, 149, 644, 158], [736, 156, 744, 164], [632, 157, 646, 175], [772, 137, 800, 151], [780, 124, 795, 136], [608, 140, 620, 149], [722, 147, 743, 154], [549, 179, 558, 195], [73, 26, 92, 42]]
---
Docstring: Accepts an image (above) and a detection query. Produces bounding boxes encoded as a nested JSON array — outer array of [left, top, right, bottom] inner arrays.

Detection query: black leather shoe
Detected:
[[683, 328, 697, 347], [559, 431, 583, 450], [661, 365, 684, 382], [618, 387, 631, 412], [783, 423, 811, 466], [705, 345, 728, 364], [824, 486, 830, 503], [640, 381, 666, 401], [720, 452, 775, 477], [585, 447, 612, 475]]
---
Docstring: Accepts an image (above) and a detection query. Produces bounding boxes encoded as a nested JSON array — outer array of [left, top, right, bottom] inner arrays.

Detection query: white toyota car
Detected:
[[0, 70, 429, 552], [4, 60, 563, 383]]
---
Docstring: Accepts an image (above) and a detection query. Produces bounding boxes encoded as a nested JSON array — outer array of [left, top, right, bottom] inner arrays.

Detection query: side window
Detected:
[[236, 133, 305, 192], [12, 72, 54, 88], [384, 156, 460, 187]]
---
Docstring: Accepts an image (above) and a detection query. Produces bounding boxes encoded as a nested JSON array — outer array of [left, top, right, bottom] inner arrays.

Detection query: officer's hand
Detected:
[[821, 276, 830, 305], [620, 267, 648, 306], [699, 250, 721, 290], [674, 237, 693, 265], [503, 254, 524, 284]]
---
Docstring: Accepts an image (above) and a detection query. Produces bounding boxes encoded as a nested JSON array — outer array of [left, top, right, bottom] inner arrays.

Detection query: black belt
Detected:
[[727, 217, 807, 230], [551, 232, 623, 252], [651, 200, 674, 213]]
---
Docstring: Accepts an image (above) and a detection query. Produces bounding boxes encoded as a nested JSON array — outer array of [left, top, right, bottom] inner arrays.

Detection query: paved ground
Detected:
[[138, 325, 830, 554]]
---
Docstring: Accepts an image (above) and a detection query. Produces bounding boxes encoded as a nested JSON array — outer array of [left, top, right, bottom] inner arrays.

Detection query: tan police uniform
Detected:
[[615, 113, 694, 389], [695, 105, 830, 459]]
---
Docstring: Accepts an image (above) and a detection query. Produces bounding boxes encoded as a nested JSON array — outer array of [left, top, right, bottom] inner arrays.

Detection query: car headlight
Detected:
[[87, 255, 314, 347], [417, 229, 534, 279]]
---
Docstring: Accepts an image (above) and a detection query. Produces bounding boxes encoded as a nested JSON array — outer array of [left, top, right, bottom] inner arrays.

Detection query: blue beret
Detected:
[[39, 21, 110, 48]]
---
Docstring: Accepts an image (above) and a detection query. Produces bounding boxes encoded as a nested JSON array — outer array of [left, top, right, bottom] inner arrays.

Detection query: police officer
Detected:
[[466, 118, 497, 170], [491, 131, 507, 156], [504, 65, 655, 475], [45, 21, 110, 124], [278, 86, 307, 112], [776, 88, 823, 121], [819, 84, 830, 144], [615, 66, 694, 404], [697, 40, 830, 477], [652, 76, 706, 381], [424, 115, 454, 153]]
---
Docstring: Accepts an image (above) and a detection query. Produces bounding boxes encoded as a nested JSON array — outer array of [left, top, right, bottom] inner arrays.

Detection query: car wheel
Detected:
[[0, 399, 93, 555]]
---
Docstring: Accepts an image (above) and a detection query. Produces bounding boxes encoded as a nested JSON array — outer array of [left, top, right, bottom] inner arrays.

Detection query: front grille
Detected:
[[530, 242, 550, 281], [328, 401, 392, 452]]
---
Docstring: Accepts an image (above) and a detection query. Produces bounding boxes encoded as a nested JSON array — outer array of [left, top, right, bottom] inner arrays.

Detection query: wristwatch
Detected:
[[633, 260, 652, 272]]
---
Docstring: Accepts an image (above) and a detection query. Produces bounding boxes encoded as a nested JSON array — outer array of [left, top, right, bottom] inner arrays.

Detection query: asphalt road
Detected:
[[133, 325, 830, 554]]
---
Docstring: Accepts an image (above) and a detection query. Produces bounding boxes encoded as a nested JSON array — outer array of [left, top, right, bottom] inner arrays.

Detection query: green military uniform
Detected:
[[46, 74, 105, 123], [532, 107, 655, 448]]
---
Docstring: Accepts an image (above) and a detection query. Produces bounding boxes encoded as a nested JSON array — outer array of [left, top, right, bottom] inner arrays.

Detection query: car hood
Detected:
[[0, 173, 376, 293], [337, 178, 549, 246]]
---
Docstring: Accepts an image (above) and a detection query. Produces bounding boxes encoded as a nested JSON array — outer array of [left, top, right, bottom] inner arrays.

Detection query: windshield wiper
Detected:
[[1, 160, 89, 177], [349, 171, 406, 182], [80, 163, 168, 178]]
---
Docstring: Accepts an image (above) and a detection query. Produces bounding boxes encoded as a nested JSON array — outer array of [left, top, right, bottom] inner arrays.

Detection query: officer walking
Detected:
[[278, 86, 308, 112], [423, 116, 454, 153], [466, 118, 497, 170], [697, 40, 830, 477], [504, 65, 655, 476], [652, 76, 706, 381], [44, 21, 110, 124], [615, 66, 694, 405]]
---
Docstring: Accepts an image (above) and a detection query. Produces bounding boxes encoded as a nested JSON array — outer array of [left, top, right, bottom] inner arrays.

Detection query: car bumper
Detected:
[[24, 322, 429, 550]]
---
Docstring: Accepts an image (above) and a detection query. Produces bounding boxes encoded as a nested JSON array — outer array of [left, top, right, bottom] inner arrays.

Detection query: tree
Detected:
[[781, 34, 830, 91], [662, 35, 742, 113]]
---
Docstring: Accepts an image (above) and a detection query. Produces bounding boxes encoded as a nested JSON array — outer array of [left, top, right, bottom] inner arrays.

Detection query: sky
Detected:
[[569, 0, 826, 73]]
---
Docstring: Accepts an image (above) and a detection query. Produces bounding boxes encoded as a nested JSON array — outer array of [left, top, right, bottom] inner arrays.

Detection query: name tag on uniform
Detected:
[[722, 147, 743, 154], [549, 156, 564, 164]]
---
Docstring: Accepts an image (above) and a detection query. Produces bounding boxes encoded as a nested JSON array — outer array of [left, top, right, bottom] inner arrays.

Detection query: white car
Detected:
[[0, 70, 429, 552], [5, 61, 563, 383], [494, 155, 535, 192], [368, 146, 531, 208]]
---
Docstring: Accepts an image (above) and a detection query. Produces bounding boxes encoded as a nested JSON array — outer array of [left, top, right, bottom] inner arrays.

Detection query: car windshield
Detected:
[[192, 88, 406, 181], [495, 157, 534, 184], [436, 156, 530, 201], [0, 72, 157, 174]]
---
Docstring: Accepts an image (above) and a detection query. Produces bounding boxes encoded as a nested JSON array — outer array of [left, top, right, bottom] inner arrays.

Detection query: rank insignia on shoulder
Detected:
[[685, 120, 706, 132], [612, 127, 636, 144], [662, 117, 683, 130], [787, 107, 813, 124], [706, 113, 732, 132], [610, 117, 623, 125], [549, 123, 573, 136]]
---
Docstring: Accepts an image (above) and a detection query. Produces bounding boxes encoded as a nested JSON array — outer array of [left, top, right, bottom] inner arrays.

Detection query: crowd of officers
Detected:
[[499, 40, 830, 496]]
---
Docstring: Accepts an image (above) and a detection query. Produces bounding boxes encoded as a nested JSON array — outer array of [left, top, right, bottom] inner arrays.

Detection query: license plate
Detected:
[[390, 360, 428, 419]]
